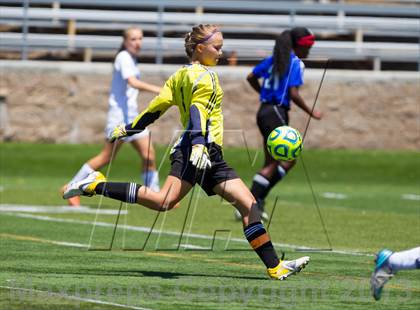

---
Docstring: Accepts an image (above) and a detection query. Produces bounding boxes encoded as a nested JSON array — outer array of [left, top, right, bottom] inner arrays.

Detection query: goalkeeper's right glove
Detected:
[[189, 144, 212, 170], [109, 124, 127, 142]]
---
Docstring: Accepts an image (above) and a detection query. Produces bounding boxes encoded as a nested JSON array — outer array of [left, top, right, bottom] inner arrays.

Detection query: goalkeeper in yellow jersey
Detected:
[[64, 24, 310, 280]]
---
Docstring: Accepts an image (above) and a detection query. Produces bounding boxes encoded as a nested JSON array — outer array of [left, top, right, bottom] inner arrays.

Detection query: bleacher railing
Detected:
[[1, 0, 419, 70]]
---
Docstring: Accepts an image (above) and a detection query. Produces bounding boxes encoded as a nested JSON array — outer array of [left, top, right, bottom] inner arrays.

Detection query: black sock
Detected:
[[266, 165, 287, 193], [95, 182, 141, 203], [251, 167, 287, 212], [244, 221, 279, 268], [250, 173, 270, 202]]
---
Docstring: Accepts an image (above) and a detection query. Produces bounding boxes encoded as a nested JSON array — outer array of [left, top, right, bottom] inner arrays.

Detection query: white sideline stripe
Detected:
[[177, 244, 209, 250], [2, 212, 374, 257], [322, 192, 348, 200], [0, 285, 151, 310], [44, 240, 88, 248], [0, 232, 89, 248], [5, 211, 314, 250], [0, 204, 127, 215], [401, 194, 420, 201]]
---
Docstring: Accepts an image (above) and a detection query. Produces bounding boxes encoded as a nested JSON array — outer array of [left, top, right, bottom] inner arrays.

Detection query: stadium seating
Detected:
[[1, 0, 419, 70]]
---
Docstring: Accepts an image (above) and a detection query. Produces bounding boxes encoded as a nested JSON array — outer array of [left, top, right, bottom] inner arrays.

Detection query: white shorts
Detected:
[[105, 104, 150, 143]]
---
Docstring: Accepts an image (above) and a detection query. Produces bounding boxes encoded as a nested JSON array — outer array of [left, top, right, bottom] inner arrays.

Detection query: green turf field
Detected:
[[1, 143, 419, 309]]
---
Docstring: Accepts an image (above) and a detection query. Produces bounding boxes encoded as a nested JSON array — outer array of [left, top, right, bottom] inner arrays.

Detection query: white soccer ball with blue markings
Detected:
[[266, 126, 303, 161]]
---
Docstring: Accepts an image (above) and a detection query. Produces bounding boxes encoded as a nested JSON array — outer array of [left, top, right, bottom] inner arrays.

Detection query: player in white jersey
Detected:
[[62, 27, 161, 206]]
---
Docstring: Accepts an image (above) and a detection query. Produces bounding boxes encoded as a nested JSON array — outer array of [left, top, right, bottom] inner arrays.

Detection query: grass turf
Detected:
[[0, 142, 419, 309]]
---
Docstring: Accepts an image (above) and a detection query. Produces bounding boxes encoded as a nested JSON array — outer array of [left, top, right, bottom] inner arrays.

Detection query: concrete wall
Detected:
[[1, 61, 419, 150]]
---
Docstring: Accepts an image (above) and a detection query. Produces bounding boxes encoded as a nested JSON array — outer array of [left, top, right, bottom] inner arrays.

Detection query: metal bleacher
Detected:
[[1, 0, 419, 70]]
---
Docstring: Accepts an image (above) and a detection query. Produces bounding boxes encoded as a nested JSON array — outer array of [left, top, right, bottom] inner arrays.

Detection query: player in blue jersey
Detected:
[[64, 24, 310, 280], [236, 27, 323, 221]]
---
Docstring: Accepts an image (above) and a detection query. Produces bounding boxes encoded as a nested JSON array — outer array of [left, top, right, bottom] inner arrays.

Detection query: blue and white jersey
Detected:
[[252, 53, 304, 109]]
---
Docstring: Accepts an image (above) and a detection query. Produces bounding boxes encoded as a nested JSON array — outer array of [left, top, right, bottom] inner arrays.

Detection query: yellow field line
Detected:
[[0, 233, 87, 248], [1, 233, 60, 244]]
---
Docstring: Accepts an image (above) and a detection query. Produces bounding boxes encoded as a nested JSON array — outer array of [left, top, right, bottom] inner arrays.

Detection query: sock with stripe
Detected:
[[94, 182, 141, 204], [142, 170, 160, 192], [70, 163, 94, 184], [266, 165, 287, 195], [250, 166, 287, 211], [244, 221, 279, 268], [250, 174, 270, 210]]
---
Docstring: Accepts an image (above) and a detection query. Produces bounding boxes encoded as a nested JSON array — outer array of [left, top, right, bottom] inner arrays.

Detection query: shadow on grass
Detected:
[[77, 269, 267, 281]]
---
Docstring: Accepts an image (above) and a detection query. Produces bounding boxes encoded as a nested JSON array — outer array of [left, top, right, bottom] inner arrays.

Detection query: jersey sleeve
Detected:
[[288, 59, 304, 87], [125, 76, 174, 134], [189, 73, 216, 145], [252, 57, 271, 78], [117, 51, 139, 79]]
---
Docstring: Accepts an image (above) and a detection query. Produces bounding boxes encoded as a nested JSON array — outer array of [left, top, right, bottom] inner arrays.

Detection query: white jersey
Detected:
[[106, 50, 148, 141]]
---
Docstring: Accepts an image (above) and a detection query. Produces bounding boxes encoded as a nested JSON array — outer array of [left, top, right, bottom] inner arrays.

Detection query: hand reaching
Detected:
[[109, 124, 127, 142], [312, 110, 323, 120]]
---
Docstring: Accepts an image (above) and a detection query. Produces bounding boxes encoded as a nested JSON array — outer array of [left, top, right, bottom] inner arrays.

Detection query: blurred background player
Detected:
[[235, 27, 323, 221], [64, 24, 310, 280], [62, 27, 161, 206], [371, 246, 420, 300]]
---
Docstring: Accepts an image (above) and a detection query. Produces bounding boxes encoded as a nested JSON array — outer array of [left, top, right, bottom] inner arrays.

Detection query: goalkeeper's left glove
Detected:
[[109, 124, 127, 142], [189, 144, 212, 170]]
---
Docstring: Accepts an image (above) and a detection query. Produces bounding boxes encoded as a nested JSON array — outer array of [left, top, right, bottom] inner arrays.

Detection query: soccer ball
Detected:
[[266, 126, 303, 161]]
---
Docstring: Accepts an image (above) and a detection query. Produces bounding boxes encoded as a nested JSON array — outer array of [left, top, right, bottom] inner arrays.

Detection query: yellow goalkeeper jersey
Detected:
[[129, 63, 224, 149]]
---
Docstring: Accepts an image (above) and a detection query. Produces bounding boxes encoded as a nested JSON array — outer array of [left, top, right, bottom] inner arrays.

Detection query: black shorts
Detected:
[[256, 104, 289, 143], [169, 143, 239, 196]]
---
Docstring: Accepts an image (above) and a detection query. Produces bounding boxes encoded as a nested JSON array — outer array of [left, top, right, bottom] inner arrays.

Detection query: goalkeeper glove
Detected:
[[189, 144, 212, 170], [109, 124, 127, 142]]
